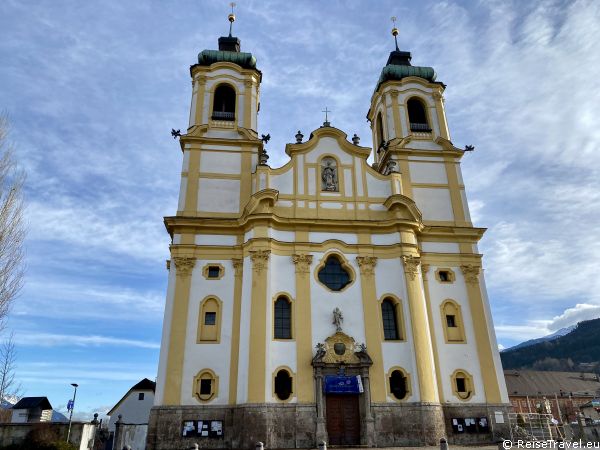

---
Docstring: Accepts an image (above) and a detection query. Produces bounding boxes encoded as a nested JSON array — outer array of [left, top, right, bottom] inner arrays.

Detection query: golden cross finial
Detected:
[[391, 16, 399, 51], [228, 2, 236, 36]]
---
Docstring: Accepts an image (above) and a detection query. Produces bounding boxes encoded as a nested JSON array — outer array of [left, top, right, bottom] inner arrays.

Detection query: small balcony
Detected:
[[211, 111, 235, 121], [409, 122, 432, 132]]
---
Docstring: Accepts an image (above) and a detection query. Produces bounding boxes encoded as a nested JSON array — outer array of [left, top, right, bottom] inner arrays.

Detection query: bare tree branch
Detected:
[[0, 113, 25, 329]]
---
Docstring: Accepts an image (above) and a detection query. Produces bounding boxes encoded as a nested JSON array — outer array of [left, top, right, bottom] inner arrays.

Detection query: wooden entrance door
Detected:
[[326, 394, 360, 445]]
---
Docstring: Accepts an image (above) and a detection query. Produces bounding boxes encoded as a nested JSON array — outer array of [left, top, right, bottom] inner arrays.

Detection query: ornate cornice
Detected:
[[460, 264, 481, 284], [356, 256, 378, 276], [292, 253, 313, 274], [402, 255, 421, 281], [232, 258, 243, 277], [173, 257, 196, 277], [250, 250, 270, 274]]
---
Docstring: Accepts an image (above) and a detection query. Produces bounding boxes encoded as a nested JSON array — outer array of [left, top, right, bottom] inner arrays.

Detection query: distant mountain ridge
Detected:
[[503, 325, 577, 352], [500, 318, 600, 372]]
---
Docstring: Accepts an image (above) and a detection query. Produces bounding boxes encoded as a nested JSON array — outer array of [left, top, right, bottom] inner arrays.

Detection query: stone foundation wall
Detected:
[[147, 402, 512, 449], [442, 403, 512, 445], [146, 404, 316, 450]]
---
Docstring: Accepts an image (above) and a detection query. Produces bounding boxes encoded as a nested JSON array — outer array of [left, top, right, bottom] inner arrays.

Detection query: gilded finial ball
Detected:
[[391, 27, 399, 37], [228, 13, 236, 23]]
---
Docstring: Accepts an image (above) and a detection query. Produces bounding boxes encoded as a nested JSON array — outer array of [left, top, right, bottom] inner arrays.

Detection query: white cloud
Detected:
[[547, 303, 600, 332], [13, 332, 159, 349]]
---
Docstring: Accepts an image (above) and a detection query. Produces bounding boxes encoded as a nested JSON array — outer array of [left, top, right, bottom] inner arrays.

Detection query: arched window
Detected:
[[274, 369, 293, 401], [376, 113, 385, 150], [198, 297, 221, 342], [389, 369, 408, 400], [274, 296, 292, 339], [407, 98, 430, 132], [212, 84, 236, 120], [317, 255, 351, 291], [193, 369, 218, 402], [451, 369, 474, 401], [381, 298, 400, 340], [441, 300, 466, 343]]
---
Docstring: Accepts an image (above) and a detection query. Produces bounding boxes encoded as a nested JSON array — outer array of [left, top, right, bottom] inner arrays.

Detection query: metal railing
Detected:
[[211, 111, 235, 120], [410, 122, 432, 132]]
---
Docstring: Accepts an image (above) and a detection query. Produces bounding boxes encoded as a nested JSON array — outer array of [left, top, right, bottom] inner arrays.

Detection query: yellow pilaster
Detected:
[[194, 76, 206, 126], [390, 90, 403, 138], [247, 249, 270, 403], [443, 156, 469, 227], [356, 255, 386, 402], [163, 256, 196, 404], [420, 264, 445, 402], [402, 254, 438, 403], [244, 80, 253, 130], [228, 258, 244, 404], [461, 264, 502, 403], [184, 149, 200, 214], [292, 253, 314, 403], [432, 91, 450, 140]]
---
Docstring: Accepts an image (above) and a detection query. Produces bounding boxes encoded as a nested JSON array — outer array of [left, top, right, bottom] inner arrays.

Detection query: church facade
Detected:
[[146, 22, 510, 450]]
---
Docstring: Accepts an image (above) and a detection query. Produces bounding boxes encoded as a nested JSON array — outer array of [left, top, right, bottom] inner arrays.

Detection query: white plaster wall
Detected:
[[182, 150, 191, 172], [108, 391, 155, 431], [461, 189, 472, 222], [198, 178, 240, 213], [426, 267, 485, 404], [304, 137, 353, 165], [307, 168, 316, 195], [270, 168, 294, 195], [371, 233, 401, 246], [375, 258, 421, 402], [310, 251, 366, 348], [180, 262, 235, 405], [269, 229, 295, 242], [244, 229, 254, 242], [407, 140, 443, 150], [409, 162, 448, 184], [195, 234, 237, 246], [199, 151, 241, 175], [178, 177, 187, 211], [173, 234, 181, 245], [354, 159, 364, 196], [266, 254, 297, 402], [277, 200, 293, 208], [155, 267, 177, 405], [204, 129, 240, 139], [189, 85, 198, 127], [365, 173, 390, 198], [343, 168, 353, 197], [309, 232, 357, 245], [412, 188, 454, 221], [237, 95, 245, 128], [420, 242, 460, 253], [320, 202, 343, 209], [297, 156, 305, 194]]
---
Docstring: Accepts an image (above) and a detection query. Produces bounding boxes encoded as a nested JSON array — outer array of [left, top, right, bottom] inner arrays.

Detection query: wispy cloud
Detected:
[[14, 333, 159, 349]]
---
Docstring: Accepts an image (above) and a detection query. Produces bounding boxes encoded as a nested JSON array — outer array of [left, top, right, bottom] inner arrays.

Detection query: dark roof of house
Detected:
[[107, 378, 155, 416], [12, 397, 52, 410], [504, 370, 600, 397], [131, 378, 156, 392]]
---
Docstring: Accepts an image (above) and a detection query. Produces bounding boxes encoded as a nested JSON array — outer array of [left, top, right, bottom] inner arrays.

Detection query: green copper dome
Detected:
[[198, 49, 257, 70], [374, 50, 436, 93]]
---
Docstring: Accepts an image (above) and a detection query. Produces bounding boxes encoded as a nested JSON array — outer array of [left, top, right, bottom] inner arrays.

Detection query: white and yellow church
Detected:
[[146, 15, 511, 450]]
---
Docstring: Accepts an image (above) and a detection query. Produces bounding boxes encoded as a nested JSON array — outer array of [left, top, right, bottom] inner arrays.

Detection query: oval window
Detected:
[[389, 370, 408, 400], [274, 370, 293, 401]]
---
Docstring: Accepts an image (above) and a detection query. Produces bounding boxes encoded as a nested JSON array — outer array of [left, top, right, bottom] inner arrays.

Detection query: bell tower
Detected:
[[177, 9, 263, 219], [367, 20, 451, 172]]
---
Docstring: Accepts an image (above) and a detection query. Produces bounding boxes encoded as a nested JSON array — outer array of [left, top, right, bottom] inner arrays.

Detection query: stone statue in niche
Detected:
[[321, 157, 338, 191]]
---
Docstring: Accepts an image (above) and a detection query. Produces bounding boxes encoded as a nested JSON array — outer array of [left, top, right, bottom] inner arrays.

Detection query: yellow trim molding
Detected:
[[386, 366, 412, 402], [197, 296, 222, 343], [193, 368, 219, 403], [378, 294, 406, 342], [202, 263, 225, 280], [450, 369, 474, 401], [440, 299, 466, 344], [272, 366, 295, 403]]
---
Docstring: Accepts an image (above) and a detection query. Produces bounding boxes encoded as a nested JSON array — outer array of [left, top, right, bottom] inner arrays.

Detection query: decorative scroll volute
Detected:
[[402, 255, 421, 281], [232, 258, 243, 278], [460, 264, 481, 284], [356, 256, 378, 276], [292, 253, 313, 274], [250, 250, 270, 274], [173, 257, 196, 277]]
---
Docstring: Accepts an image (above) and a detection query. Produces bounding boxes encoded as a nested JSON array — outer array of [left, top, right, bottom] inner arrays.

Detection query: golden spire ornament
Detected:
[[391, 16, 399, 51], [228, 2, 236, 37]]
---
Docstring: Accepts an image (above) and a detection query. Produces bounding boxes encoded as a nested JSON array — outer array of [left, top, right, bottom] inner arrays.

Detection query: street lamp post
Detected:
[[66, 383, 78, 443]]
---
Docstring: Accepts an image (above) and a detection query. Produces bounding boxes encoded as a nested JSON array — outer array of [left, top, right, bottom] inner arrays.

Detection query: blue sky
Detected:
[[1, 0, 599, 420]]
